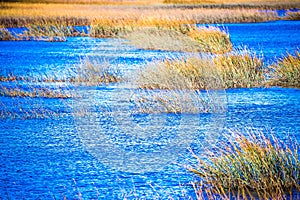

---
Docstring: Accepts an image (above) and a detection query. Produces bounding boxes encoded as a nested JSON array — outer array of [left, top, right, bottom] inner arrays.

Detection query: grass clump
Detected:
[[124, 26, 232, 53], [284, 11, 300, 20], [71, 58, 121, 85], [189, 131, 300, 199], [186, 26, 232, 54], [123, 27, 203, 52], [136, 50, 264, 90], [213, 51, 265, 88], [0, 25, 88, 41], [0, 28, 17, 40], [267, 51, 300, 88]]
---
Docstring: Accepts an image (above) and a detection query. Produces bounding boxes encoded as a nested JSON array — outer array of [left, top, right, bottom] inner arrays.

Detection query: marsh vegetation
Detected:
[[189, 130, 300, 200]]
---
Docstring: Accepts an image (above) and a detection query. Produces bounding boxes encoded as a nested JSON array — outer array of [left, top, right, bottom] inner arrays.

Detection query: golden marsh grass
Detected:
[[0, 3, 279, 28], [267, 51, 300, 88], [136, 50, 264, 90], [188, 130, 300, 199], [123, 26, 232, 53]]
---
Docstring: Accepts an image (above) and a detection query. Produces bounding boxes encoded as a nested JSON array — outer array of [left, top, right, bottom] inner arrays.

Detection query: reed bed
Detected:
[[188, 130, 300, 199], [164, 0, 299, 3], [213, 51, 265, 88], [0, 3, 279, 28], [123, 26, 231, 53], [70, 58, 121, 85], [7, 0, 162, 5], [284, 11, 300, 20], [0, 28, 16, 40], [187, 26, 232, 54], [267, 51, 300, 88], [136, 50, 264, 90], [0, 25, 88, 41]]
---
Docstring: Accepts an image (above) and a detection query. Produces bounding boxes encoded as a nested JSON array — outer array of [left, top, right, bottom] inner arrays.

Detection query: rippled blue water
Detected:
[[0, 21, 300, 199], [201, 20, 300, 63]]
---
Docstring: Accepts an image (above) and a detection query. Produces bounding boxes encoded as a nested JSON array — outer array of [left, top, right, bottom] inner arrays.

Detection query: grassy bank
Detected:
[[188, 130, 300, 199], [0, 2, 279, 28]]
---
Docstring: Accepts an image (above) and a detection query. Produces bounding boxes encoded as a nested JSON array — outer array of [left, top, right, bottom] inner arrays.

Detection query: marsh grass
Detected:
[[0, 81, 76, 119], [123, 28, 202, 52], [124, 26, 232, 53], [284, 11, 300, 20], [187, 26, 232, 54], [163, 0, 300, 8], [213, 51, 265, 88], [136, 50, 264, 90], [188, 130, 300, 199], [0, 58, 121, 85], [0, 3, 279, 29], [0, 28, 17, 40], [0, 86, 74, 98], [131, 55, 226, 114], [267, 51, 300, 88], [71, 58, 121, 85], [0, 25, 89, 41]]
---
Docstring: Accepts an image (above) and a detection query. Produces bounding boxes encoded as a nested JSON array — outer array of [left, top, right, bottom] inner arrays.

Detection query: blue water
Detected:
[[0, 20, 300, 199], [201, 20, 300, 63]]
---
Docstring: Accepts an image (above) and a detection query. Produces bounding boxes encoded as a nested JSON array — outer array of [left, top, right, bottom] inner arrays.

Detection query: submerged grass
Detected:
[[0, 86, 74, 98], [0, 58, 121, 85], [71, 58, 121, 85], [188, 130, 300, 199], [267, 51, 300, 88]]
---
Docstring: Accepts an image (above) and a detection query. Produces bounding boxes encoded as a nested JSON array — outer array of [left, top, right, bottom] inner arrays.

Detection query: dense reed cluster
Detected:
[[267, 51, 300, 88], [123, 26, 232, 53], [189, 131, 300, 199], [136, 50, 265, 90]]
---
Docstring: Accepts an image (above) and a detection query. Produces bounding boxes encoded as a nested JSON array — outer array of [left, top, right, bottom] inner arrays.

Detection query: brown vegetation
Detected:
[[0, 2, 279, 28]]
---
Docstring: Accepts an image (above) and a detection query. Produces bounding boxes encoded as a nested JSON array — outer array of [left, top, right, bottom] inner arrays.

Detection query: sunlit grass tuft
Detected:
[[186, 26, 232, 54], [188, 130, 300, 199], [267, 51, 300, 88], [213, 50, 265, 88]]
